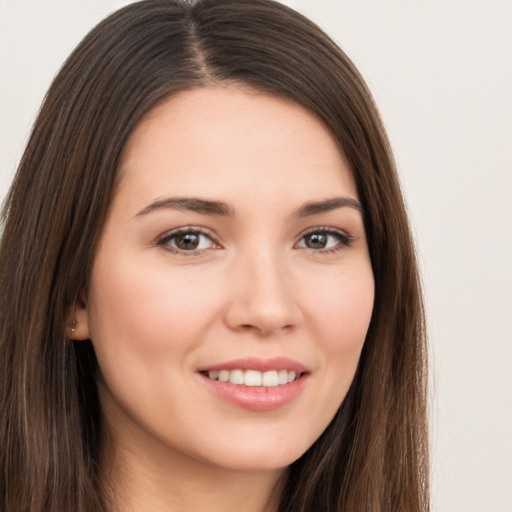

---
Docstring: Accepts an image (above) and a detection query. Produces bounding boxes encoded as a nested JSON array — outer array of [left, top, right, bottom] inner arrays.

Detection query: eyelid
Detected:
[[295, 226, 353, 251], [156, 226, 222, 255], [155, 225, 352, 256]]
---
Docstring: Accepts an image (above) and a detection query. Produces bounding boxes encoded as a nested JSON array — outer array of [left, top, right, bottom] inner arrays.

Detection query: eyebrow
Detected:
[[134, 195, 363, 219], [294, 197, 363, 217], [134, 197, 234, 218]]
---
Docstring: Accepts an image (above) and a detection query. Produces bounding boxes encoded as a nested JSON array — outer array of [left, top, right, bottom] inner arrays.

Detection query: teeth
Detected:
[[230, 369, 244, 385], [244, 370, 262, 387], [262, 370, 278, 387], [278, 369, 288, 385], [206, 369, 300, 387], [209, 370, 220, 380]]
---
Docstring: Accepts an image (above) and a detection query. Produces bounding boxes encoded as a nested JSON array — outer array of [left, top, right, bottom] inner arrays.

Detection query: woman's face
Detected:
[[76, 86, 374, 473]]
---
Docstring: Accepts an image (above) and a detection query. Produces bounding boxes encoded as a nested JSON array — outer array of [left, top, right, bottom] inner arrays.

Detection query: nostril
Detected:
[[235, 321, 295, 337]]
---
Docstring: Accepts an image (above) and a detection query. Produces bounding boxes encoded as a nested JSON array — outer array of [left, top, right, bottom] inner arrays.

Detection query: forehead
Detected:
[[116, 86, 358, 210]]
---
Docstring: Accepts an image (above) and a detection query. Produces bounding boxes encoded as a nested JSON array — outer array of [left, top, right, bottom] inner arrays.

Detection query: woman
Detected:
[[0, 1, 429, 511]]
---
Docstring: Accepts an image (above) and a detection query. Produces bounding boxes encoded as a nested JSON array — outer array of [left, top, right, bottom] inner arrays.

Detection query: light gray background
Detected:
[[1, 1, 511, 511]]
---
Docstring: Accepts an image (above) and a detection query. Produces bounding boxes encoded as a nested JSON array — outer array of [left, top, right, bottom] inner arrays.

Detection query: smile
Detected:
[[204, 369, 300, 387], [198, 358, 309, 411]]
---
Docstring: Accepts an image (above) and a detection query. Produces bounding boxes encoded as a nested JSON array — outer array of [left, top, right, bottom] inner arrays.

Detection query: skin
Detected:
[[72, 86, 375, 512]]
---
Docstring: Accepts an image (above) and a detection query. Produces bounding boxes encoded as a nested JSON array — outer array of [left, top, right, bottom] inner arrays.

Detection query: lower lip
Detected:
[[199, 373, 308, 411]]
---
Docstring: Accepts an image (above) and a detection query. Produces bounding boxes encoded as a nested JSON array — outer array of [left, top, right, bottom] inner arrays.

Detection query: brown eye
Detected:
[[159, 229, 216, 253], [303, 233, 329, 249], [174, 232, 201, 250], [296, 229, 352, 252]]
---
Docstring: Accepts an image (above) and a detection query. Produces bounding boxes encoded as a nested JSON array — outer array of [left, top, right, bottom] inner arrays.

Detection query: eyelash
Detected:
[[157, 227, 219, 256], [297, 227, 353, 254], [157, 226, 353, 256]]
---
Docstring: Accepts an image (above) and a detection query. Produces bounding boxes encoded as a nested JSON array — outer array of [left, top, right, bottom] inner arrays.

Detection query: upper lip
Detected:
[[198, 357, 309, 374]]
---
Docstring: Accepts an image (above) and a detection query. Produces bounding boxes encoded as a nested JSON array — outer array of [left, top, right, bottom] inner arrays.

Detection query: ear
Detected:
[[66, 293, 91, 340]]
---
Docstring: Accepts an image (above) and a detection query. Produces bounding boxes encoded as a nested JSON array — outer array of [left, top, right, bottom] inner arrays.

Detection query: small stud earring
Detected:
[[69, 320, 77, 334]]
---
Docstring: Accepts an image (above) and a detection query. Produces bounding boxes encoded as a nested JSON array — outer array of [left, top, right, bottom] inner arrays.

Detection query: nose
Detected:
[[224, 248, 302, 337]]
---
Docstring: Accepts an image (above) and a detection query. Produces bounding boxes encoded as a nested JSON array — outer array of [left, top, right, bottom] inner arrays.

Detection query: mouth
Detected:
[[198, 357, 309, 411], [201, 369, 302, 387]]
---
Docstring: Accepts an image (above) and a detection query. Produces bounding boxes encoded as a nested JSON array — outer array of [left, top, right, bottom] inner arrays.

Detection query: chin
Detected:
[[194, 431, 316, 473]]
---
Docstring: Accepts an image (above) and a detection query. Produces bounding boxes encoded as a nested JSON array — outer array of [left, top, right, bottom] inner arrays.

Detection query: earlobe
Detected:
[[67, 297, 91, 340]]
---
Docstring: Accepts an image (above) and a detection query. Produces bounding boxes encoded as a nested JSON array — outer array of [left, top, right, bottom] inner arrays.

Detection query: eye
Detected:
[[158, 228, 218, 254], [296, 229, 352, 252]]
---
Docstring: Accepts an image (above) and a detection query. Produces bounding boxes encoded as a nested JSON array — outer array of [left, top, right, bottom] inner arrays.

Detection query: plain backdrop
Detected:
[[1, 1, 511, 511]]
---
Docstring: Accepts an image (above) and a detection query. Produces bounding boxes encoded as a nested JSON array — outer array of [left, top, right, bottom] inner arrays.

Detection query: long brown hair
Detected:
[[0, 1, 429, 510]]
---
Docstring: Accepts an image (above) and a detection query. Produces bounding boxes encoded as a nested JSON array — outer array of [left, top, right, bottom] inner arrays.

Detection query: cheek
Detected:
[[304, 263, 374, 388], [85, 255, 226, 432], [86, 254, 221, 372], [306, 262, 374, 343]]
